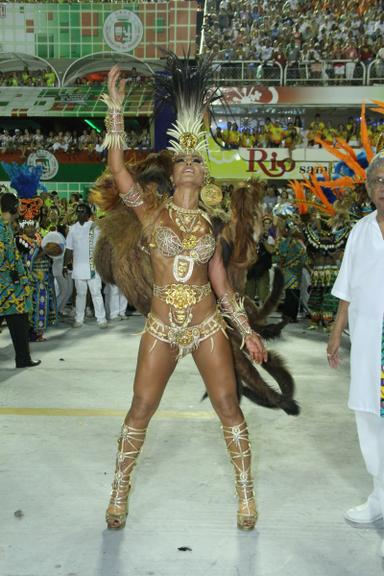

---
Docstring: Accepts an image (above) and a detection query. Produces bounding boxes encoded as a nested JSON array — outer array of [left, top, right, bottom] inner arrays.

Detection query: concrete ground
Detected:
[[1, 314, 383, 576]]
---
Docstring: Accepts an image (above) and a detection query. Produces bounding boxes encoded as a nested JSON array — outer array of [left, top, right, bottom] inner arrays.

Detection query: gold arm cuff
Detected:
[[119, 182, 144, 208], [217, 292, 253, 349]]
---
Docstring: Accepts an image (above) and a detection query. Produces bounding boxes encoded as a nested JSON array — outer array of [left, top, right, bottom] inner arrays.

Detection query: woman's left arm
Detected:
[[208, 244, 268, 364]]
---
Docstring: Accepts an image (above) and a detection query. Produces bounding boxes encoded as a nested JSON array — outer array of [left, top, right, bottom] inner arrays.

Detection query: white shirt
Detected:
[[66, 221, 100, 280], [332, 211, 384, 415]]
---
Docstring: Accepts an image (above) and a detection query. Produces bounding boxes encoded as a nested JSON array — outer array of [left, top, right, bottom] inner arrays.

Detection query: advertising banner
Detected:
[[204, 137, 341, 181]]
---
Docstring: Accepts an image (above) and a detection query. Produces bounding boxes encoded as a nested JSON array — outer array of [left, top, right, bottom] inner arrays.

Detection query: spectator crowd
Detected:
[[73, 67, 153, 87], [213, 114, 384, 149], [0, 126, 152, 158], [204, 0, 384, 83], [0, 68, 58, 87]]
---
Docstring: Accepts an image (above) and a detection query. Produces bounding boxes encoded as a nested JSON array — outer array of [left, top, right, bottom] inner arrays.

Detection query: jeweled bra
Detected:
[[150, 200, 216, 283]]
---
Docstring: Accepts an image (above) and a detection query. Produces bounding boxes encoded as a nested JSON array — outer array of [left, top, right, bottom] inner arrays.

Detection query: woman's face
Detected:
[[172, 153, 206, 189]]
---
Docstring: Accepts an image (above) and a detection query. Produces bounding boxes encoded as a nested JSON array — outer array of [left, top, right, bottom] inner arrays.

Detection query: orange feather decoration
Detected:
[[289, 180, 308, 214], [360, 101, 375, 162]]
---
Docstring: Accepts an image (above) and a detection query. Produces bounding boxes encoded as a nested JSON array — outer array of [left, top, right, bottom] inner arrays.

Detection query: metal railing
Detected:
[[367, 59, 384, 85], [212, 60, 284, 85], [284, 59, 366, 86], [211, 59, 375, 86]]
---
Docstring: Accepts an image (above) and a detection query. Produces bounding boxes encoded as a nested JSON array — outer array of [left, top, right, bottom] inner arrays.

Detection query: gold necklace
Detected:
[[168, 200, 201, 234]]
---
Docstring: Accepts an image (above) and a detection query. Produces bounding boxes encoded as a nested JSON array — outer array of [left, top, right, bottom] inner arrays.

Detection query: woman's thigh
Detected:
[[131, 332, 178, 409], [192, 330, 242, 423]]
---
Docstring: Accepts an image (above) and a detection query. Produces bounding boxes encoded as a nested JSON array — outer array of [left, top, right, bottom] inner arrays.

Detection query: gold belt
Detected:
[[145, 310, 227, 359], [153, 282, 211, 309], [153, 282, 212, 327]]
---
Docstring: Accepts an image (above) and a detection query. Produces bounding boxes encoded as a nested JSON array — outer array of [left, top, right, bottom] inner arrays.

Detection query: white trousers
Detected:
[[355, 411, 384, 512], [104, 284, 128, 319], [54, 273, 73, 312], [74, 277, 106, 324]]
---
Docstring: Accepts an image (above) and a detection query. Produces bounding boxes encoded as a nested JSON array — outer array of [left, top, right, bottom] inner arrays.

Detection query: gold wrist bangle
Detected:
[[100, 93, 127, 150]]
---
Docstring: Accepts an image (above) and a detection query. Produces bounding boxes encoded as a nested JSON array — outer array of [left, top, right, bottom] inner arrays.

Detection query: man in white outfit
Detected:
[[327, 150, 384, 556], [64, 204, 107, 328], [104, 283, 128, 321]]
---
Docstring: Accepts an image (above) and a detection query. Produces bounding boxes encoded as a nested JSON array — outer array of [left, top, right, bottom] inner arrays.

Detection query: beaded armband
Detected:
[[100, 94, 127, 150], [119, 182, 144, 208], [218, 292, 253, 349]]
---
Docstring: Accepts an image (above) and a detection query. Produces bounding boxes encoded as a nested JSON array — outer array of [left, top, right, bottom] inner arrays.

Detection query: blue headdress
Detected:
[[1, 162, 47, 198], [1, 162, 47, 222]]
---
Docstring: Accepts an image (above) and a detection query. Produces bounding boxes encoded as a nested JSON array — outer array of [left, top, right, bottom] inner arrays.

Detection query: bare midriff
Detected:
[[149, 205, 217, 326]]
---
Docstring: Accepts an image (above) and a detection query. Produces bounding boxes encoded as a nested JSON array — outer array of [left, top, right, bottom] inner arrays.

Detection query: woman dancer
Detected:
[[100, 57, 267, 532]]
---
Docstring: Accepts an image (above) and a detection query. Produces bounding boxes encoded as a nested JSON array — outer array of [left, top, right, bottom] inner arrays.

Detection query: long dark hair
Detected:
[[89, 150, 174, 212]]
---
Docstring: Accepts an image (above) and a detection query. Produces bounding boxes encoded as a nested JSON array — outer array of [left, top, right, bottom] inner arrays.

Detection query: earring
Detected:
[[200, 174, 223, 207]]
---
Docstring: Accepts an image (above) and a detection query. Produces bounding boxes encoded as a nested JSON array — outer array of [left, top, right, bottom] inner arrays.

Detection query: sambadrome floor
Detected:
[[1, 315, 383, 576]]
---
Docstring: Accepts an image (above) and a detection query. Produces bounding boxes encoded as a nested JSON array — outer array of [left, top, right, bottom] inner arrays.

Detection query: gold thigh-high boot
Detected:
[[106, 424, 147, 530], [222, 419, 257, 530]]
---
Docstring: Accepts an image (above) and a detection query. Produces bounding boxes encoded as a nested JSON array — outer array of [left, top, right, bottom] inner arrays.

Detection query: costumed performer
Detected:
[[1, 163, 58, 341], [0, 192, 40, 368], [99, 56, 267, 532]]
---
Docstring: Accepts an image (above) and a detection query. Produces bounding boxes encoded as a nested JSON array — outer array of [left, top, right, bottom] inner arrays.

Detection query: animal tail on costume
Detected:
[[94, 237, 115, 285], [244, 267, 287, 340], [229, 331, 300, 416]]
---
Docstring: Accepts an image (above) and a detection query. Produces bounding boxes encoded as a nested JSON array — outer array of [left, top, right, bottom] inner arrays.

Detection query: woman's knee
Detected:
[[211, 394, 242, 423], [128, 395, 159, 425]]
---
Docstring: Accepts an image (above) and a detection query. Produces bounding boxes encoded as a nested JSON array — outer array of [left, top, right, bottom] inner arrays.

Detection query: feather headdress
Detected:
[[156, 51, 219, 154], [1, 162, 46, 221], [289, 99, 384, 213], [1, 162, 46, 199]]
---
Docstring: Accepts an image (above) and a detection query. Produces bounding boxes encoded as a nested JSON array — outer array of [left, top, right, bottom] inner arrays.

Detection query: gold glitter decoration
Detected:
[[163, 284, 198, 309], [179, 133, 199, 151], [200, 182, 223, 207], [182, 234, 198, 250]]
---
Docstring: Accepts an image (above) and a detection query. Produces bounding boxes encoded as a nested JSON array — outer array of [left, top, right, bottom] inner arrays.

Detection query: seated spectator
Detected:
[[374, 47, 384, 79], [52, 132, 68, 152], [267, 119, 286, 147], [0, 67, 58, 87], [204, 0, 381, 86]]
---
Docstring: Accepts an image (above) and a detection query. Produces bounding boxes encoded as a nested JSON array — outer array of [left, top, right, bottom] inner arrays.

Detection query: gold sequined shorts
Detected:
[[144, 309, 228, 359]]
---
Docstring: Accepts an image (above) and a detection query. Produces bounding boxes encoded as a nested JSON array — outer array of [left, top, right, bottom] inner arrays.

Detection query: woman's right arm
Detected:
[[104, 65, 146, 220]]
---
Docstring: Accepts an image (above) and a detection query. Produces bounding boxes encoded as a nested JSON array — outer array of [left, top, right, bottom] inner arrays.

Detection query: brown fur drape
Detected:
[[91, 165, 299, 416]]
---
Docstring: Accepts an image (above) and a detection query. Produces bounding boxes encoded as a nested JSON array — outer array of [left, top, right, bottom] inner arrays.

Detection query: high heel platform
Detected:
[[222, 420, 258, 531], [106, 424, 147, 530]]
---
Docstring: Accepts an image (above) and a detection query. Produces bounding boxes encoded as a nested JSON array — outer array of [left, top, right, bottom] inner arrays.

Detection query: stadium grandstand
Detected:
[[0, 0, 383, 195]]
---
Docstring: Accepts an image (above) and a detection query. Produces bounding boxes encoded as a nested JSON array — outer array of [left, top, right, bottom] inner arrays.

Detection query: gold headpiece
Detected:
[[156, 51, 218, 155]]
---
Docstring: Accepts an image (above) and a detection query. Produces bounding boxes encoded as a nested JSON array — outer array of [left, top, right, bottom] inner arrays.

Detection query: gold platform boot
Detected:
[[106, 424, 147, 529], [222, 420, 257, 530]]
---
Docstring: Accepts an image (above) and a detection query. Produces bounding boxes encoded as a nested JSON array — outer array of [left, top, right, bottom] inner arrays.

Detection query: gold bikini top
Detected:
[[153, 226, 216, 263], [149, 201, 216, 283]]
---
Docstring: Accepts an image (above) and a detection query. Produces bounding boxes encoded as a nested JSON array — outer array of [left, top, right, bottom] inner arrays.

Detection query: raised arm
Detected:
[[208, 244, 267, 364], [102, 65, 146, 220]]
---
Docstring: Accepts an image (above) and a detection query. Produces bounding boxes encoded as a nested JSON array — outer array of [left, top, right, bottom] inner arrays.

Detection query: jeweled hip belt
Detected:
[[145, 309, 227, 359], [153, 282, 212, 309]]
